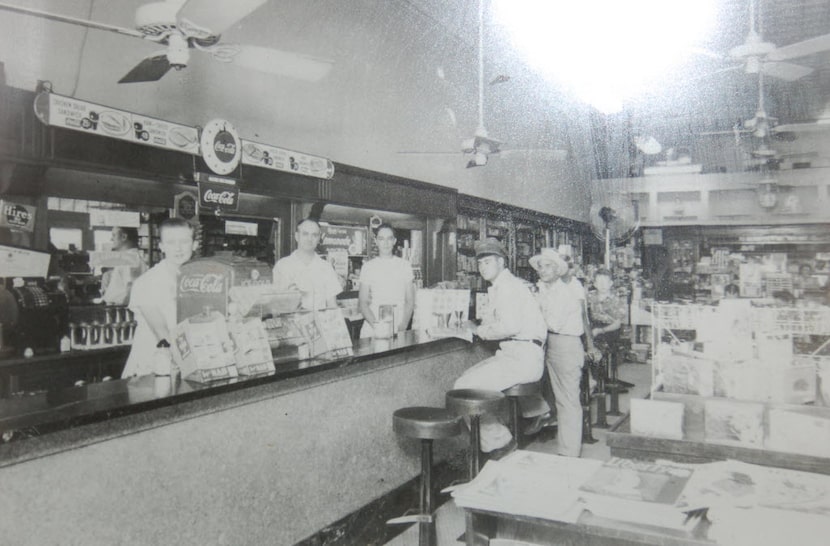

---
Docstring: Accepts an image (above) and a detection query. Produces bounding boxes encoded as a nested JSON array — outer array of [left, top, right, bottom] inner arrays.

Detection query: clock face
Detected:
[[758, 190, 778, 209], [200, 119, 241, 175]]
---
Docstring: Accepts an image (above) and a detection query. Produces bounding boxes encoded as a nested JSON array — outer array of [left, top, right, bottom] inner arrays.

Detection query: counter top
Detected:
[[0, 331, 461, 448]]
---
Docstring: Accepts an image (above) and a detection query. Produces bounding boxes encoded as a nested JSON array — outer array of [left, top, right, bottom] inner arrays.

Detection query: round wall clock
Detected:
[[758, 188, 778, 209], [200, 119, 241, 175]]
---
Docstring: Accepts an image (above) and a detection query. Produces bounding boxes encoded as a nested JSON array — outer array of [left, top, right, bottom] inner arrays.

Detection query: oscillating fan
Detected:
[[589, 197, 639, 269]]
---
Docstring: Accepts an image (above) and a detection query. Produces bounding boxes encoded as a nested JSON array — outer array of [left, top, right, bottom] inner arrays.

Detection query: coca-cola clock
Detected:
[[199, 118, 241, 176]]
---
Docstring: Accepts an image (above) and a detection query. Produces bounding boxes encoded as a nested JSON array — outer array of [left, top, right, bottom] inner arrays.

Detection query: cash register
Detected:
[[0, 245, 69, 355]]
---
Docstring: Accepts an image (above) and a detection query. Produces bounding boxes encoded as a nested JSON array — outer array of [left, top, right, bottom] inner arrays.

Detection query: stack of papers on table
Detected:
[[577, 458, 695, 530], [676, 460, 830, 546], [452, 451, 600, 523]]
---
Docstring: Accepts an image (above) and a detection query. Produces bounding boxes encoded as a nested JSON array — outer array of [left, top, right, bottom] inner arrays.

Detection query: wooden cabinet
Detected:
[[455, 195, 589, 288]]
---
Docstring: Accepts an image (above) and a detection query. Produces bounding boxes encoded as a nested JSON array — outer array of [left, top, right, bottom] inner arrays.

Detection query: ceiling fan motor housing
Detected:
[[165, 33, 190, 69], [135, 2, 179, 37]]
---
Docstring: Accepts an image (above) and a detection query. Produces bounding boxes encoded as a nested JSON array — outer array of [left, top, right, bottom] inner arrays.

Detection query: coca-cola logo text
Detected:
[[179, 273, 225, 294], [202, 189, 236, 206], [213, 131, 237, 162]]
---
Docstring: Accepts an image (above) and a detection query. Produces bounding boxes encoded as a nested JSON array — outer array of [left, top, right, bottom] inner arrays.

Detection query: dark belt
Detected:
[[548, 331, 580, 337], [510, 338, 544, 347]]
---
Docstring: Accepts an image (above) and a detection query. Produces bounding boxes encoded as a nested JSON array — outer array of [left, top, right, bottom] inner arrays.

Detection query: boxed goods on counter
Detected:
[[171, 310, 238, 383], [262, 308, 353, 360], [228, 317, 275, 375]]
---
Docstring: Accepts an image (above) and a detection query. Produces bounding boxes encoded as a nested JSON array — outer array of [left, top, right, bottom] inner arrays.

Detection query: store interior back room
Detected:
[[1, 1, 830, 545]]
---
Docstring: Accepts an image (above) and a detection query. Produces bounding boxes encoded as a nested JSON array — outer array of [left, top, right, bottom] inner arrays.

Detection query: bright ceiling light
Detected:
[[493, 0, 718, 113]]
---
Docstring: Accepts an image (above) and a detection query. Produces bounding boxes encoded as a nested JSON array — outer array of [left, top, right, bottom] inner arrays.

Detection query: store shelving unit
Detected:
[[607, 302, 830, 474]]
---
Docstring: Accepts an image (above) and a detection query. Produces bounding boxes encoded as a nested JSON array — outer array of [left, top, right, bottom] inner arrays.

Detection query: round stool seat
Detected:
[[393, 407, 463, 440], [502, 381, 540, 397], [446, 389, 506, 417]]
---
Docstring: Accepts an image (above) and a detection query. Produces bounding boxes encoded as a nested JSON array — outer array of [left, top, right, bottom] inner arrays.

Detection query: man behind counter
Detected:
[[101, 226, 148, 306], [272, 217, 342, 311], [121, 218, 197, 378]]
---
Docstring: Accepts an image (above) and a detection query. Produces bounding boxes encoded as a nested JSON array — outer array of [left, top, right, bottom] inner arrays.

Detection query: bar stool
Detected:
[[501, 381, 541, 448], [580, 365, 598, 444], [445, 389, 506, 479], [387, 406, 463, 546], [590, 354, 610, 429]]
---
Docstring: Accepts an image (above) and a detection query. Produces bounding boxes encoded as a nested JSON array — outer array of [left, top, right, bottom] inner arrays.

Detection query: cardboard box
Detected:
[[228, 318, 275, 376], [171, 311, 239, 383], [630, 398, 684, 440], [767, 406, 830, 458], [704, 398, 764, 447], [658, 351, 714, 397]]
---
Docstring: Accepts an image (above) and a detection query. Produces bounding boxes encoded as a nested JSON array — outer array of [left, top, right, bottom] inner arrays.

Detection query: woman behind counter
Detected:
[[121, 218, 197, 378], [358, 224, 414, 337]]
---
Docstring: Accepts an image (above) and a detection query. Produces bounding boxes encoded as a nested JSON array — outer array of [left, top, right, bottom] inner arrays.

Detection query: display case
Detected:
[[635, 302, 830, 465]]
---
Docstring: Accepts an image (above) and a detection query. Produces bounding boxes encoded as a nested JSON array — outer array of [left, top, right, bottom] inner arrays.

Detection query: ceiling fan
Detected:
[[698, 71, 782, 142], [397, 0, 566, 168], [0, 0, 333, 84], [702, 0, 827, 82]]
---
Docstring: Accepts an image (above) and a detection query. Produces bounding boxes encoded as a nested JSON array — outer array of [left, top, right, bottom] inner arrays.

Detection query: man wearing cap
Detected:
[[453, 237, 548, 456], [530, 248, 601, 457]]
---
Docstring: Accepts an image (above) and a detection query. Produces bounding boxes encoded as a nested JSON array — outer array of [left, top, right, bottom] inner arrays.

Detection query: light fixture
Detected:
[[467, 152, 488, 168]]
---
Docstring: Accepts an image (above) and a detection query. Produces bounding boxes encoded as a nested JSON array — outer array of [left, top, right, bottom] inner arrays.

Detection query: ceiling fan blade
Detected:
[[768, 33, 830, 61], [774, 121, 830, 133], [0, 1, 144, 38], [118, 54, 172, 84], [499, 149, 568, 160], [690, 64, 741, 81], [397, 151, 459, 156], [176, 0, 269, 36], [225, 45, 332, 82], [761, 61, 813, 81]]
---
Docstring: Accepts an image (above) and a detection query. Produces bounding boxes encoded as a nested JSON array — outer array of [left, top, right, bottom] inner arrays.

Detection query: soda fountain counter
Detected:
[[0, 258, 486, 545], [0, 331, 488, 545]]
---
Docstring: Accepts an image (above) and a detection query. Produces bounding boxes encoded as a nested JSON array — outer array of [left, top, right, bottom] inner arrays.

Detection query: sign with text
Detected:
[[33, 92, 200, 154], [88, 209, 141, 228], [0, 200, 36, 232], [240, 139, 335, 179], [0, 244, 50, 277], [198, 181, 240, 211], [319, 224, 367, 256], [643, 228, 663, 246]]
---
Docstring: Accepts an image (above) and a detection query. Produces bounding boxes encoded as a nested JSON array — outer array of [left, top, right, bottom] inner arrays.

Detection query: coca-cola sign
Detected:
[[179, 273, 225, 294], [198, 181, 239, 211]]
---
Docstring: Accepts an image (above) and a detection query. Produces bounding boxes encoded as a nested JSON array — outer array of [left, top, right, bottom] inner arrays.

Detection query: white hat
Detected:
[[529, 248, 568, 276]]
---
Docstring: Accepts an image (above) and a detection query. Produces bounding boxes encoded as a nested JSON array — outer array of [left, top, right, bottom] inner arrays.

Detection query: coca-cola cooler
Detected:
[[177, 257, 273, 322]]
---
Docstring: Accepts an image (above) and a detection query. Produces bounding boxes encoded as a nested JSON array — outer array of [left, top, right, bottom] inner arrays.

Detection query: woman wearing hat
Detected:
[[453, 237, 549, 456], [530, 248, 601, 457]]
